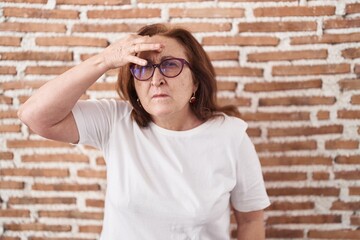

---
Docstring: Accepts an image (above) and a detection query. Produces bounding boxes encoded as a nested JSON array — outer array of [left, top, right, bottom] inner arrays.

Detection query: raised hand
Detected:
[[100, 34, 164, 70]]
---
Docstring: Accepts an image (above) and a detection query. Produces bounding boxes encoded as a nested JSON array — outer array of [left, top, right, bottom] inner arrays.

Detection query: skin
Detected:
[[134, 36, 201, 131]]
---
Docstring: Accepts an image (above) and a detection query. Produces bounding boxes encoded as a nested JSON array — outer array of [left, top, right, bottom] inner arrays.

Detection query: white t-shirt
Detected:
[[72, 99, 270, 240]]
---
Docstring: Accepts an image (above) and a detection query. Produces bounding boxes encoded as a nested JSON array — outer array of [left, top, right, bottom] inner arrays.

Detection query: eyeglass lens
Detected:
[[131, 58, 186, 81]]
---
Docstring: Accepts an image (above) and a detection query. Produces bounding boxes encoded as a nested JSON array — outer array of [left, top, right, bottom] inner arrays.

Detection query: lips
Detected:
[[152, 93, 169, 98]]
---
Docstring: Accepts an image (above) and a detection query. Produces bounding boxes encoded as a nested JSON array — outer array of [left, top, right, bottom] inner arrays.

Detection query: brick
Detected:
[[355, 64, 360, 75], [254, 6, 335, 17], [88, 9, 160, 19], [8, 197, 76, 205], [0, 51, 73, 61], [33, 238, 90, 240], [73, 23, 140, 33], [38, 210, 103, 219], [239, 21, 316, 32], [255, 140, 317, 152], [335, 170, 360, 180], [317, 110, 330, 120], [247, 128, 261, 137], [349, 187, 360, 195], [169, 8, 244, 18], [7, 140, 73, 148], [86, 199, 104, 208], [0, 151, 14, 160], [313, 171, 330, 180], [0, 168, 69, 177], [202, 36, 279, 46], [267, 187, 339, 196], [207, 51, 239, 61], [346, 3, 360, 14], [268, 125, 343, 137], [324, 18, 360, 29], [268, 215, 341, 224], [351, 216, 360, 226], [240, 111, 310, 122], [79, 225, 102, 233], [331, 201, 360, 211], [267, 201, 314, 211], [1, 80, 46, 90], [308, 229, 360, 239], [341, 63, 360, 72], [0, 96, 13, 105], [217, 97, 251, 107], [0, 36, 21, 46], [32, 183, 101, 191], [4, 223, 71, 232], [0, 22, 66, 33], [57, 0, 130, 5], [28, 237, 95, 240], [260, 156, 332, 166], [2, 0, 46, 2], [291, 32, 360, 45], [264, 172, 307, 181], [335, 155, 360, 164], [325, 140, 359, 150], [0, 236, 20, 240], [139, 0, 205, 2], [351, 95, 360, 104], [259, 96, 336, 106], [216, 81, 237, 91], [272, 64, 350, 76], [77, 169, 106, 179], [215, 67, 263, 77], [3, 7, 79, 19], [220, 0, 297, 2], [0, 209, 30, 218], [0, 181, 24, 189], [244, 79, 322, 92], [266, 228, 304, 239], [36, 37, 108, 47], [25, 66, 73, 75], [171, 22, 232, 33], [248, 50, 327, 62], [96, 157, 106, 166], [0, 66, 17, 75], [338, 110, 360, 119]]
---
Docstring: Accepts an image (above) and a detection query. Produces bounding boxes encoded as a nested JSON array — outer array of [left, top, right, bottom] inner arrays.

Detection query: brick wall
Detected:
[[0, 0, 359, 239]]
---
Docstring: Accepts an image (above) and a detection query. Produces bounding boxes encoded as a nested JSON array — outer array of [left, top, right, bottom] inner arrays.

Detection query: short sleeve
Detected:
[[72, 99, 131, 150], [230, 133, 270, 212]]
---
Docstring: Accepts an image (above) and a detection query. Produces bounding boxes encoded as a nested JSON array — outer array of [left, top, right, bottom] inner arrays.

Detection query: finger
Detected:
[[127, 55, 147, 66], [132, 43, 163, 54]]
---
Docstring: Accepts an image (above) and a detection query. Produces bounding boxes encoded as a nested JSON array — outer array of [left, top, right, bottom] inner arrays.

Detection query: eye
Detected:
[[162, 59, 181, 68]]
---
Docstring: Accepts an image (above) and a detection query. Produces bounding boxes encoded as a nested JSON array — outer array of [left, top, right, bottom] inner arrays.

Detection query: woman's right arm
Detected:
[[18, 35, 163, 144]]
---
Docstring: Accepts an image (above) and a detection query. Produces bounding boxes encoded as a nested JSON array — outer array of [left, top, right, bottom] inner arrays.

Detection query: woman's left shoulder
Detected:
[[218, 113, 248, 129]]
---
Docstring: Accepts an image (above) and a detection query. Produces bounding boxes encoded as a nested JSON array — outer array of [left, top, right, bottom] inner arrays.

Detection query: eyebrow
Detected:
[[146, 55, 176, 63]]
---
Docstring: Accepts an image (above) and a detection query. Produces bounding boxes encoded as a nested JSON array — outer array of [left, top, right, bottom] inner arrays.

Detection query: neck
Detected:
[[152, 111, 203, 131]]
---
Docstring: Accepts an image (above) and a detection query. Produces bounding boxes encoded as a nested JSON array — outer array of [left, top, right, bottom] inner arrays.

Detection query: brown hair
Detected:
[[116, 23, 239, 127]]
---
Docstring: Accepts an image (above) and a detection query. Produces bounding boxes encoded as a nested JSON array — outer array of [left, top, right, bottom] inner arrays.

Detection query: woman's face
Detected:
[[134, 35, 197, 124]]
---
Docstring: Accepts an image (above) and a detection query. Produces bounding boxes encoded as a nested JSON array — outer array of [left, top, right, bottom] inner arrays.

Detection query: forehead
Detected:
[[141, 35, 187, 60]]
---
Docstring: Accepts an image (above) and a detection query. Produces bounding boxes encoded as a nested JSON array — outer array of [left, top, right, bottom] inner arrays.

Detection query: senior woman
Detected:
[[18, 24, 270, 240]]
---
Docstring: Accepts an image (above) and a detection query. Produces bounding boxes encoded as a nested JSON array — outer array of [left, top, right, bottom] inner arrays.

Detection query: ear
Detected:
[[193, 80, 199, 93]]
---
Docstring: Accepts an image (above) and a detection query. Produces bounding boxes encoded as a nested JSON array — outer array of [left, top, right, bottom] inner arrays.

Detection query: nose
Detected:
[[151, 67, 165, 87]]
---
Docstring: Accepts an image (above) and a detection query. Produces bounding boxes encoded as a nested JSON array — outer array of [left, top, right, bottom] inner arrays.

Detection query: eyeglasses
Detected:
[[130, 58, 191, 81]]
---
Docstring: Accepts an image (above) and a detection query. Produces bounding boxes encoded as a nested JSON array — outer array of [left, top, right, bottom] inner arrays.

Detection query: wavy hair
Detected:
[[116, 23, 238, 127]]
